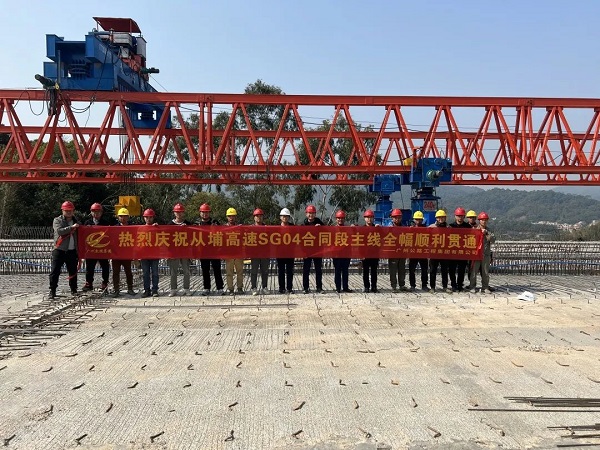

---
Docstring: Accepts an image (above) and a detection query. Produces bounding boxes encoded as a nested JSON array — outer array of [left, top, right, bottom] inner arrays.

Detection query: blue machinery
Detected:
[[369, 158, 452, 226], [39, 17, 169, 128]]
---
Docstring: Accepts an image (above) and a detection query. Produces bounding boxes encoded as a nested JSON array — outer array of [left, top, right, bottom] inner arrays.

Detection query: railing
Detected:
[[1, 239, 599, 276], [491, 241, 600, 275]]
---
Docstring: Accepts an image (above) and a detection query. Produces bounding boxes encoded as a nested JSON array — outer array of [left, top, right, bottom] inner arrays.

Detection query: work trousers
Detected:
[[141, 259, 159, 293], [200, 259, 224, 290], [449, 259, 469, 291], [388, 258, 406, 289], [332, 258, 350, 292], [469, 254, 492, 290], [409, 258, 428, 289], [226, 259, 244, 291], [429, 259, 449, 290], [49, 249, 78, 293], [169, 258, 190, 290], [362, 258, 379, 291], [251, 258, 269, 289], [85, 258, 110, 286], [277, 258, 294, 293], [112, 259, 133, 292], [302, 257, 323, 291]]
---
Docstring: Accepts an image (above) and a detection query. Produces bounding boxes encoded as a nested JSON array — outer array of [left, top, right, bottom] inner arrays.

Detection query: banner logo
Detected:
[[85, 231, 110, 249]]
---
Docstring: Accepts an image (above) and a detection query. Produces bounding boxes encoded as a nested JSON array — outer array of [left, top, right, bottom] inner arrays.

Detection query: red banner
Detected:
[[78, 225, 483, 260]]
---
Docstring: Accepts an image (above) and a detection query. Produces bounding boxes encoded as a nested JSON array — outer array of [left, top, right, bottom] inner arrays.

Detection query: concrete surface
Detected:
[[1, 273, 599, 449]]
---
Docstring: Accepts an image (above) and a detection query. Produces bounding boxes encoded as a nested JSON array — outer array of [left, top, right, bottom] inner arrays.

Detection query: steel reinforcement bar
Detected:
[[1, 240, 599, 276]]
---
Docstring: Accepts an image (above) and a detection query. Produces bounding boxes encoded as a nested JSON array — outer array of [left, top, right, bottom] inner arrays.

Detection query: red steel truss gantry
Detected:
[[1, 90, 600, 185]]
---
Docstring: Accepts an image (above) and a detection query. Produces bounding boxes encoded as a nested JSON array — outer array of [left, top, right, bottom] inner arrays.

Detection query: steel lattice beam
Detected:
[[1, 90, 600, 185]]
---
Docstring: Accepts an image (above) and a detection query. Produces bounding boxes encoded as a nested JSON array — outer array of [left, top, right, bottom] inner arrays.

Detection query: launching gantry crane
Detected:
[[34, 17, 171, 215], [1, 17, 600, 194], [38, 17, 167, 129]]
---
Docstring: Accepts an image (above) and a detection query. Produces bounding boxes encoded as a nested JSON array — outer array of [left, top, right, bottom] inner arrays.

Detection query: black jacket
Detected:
[[84, 216, 111, 226], [303, 217, 324, 226]]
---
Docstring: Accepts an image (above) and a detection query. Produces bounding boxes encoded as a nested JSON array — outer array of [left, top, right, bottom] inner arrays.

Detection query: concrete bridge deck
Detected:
[[1, 273, 599, 449]]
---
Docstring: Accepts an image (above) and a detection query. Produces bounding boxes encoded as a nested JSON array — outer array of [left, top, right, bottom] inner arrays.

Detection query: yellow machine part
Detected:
[[115, 196, 141, 216]]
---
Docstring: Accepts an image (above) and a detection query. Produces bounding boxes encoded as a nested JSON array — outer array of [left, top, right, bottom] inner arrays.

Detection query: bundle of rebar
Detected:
[[507, 397, 600, 408]]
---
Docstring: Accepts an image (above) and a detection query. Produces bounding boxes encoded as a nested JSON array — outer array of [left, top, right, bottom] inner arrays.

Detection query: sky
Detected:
[[2, 0, 599, 97], [1, 0, 599, 193]]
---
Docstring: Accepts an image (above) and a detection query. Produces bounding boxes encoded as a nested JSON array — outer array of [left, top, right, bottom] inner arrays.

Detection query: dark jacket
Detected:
[[170, 219, 192, 226], [449, 221, 472, 229], [303, 217, 324, 226], [84, 216, 111, 226], [196, 218, 219, 226]]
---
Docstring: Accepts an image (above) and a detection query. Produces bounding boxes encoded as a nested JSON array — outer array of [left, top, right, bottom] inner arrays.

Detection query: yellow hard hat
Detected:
[[466, 210, 477, 218], [117, 208, 130, 216], [435, 210, 447, 218], [413, 211, 424, 220], [226, 207, 237, 216]]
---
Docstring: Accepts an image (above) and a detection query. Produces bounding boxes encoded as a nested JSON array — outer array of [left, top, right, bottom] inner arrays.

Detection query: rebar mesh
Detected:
[[1, 238, 599, 275]]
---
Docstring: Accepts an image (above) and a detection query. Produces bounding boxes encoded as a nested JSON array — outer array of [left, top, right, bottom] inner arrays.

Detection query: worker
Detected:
[[448, 207, 472, 292], [388, 208, 407, 293], [408, 211, 428, 291], [332, 210, 352, 293], [277, 208, 295, 294], [197, 203, 225, 295], [362, 209, 379, 293], [141, 208, 160, 298], [82, 203, 110, 293], [465, 209, 483, 281], [225, 208, 244, 295], [49, 201, 80, 299], [302, 205, 324, 294], [428, 210, 450, 293], [469, 212, 496, 294], [250, 208, 269, 296], [112, 208, 135, 297], [466, 210, 477, 228], [168, 203, 192, 297]]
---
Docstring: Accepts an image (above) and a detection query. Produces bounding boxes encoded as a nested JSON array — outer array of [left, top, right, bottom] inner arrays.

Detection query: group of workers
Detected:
[[50, 202, 495, 299]]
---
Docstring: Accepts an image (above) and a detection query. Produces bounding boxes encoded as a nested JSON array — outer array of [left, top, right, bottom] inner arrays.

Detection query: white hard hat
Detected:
[[280, 208, 291, 216]]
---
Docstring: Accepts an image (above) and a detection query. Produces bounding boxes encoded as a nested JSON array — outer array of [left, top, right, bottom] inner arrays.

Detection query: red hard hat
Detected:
[[253, 208, 264, 216], [454, 207, 466, 216], [199, 203, 211, 212], [90, 202, 103, 211], [173, 203, 185, 212], [61, 201, 75, 210], [335, 210, 346, 219], [143, 208, 156, 217], [390, 208, 402, 217], [363, 209, 374, 218], [305, 205, 316, 213], [477, 211, 489, 220]]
